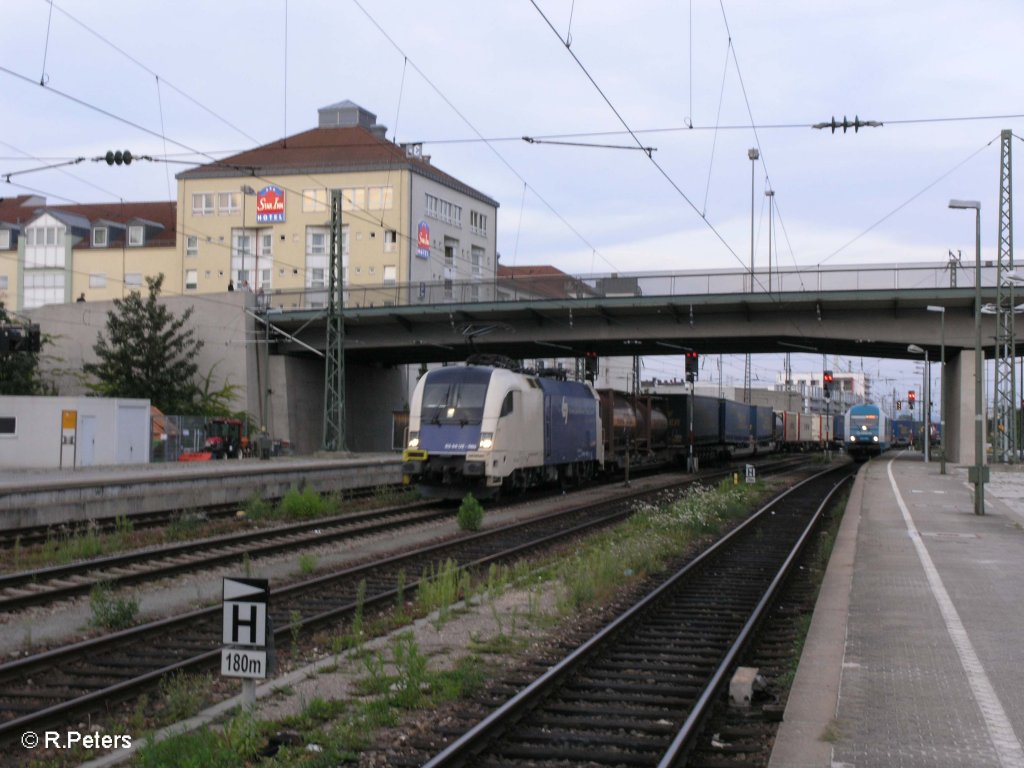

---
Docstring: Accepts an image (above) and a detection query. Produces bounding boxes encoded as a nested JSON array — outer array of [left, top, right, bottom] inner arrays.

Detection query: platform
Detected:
[[770, 452, 1024, 767], [0, 453, 401, 528]]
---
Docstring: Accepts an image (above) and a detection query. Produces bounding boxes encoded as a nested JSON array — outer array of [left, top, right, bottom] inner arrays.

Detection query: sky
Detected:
[[4, 0, 1024, 412]]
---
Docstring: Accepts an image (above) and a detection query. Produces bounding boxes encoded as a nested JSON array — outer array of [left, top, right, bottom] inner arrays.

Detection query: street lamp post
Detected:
[[908, 344, 930, 464], [745, 148, 759, 405], [949, 199, 985, 515], [241, 185, 256, 289], [765, 189, 775, 292], [927, 306, 946, 474]]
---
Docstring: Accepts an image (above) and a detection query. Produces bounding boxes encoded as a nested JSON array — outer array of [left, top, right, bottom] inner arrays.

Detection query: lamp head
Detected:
[[907, 344, 925, 354], [948, 199, 981, 211], [748, 148, 759, 161], [926, 305, 945, 313]]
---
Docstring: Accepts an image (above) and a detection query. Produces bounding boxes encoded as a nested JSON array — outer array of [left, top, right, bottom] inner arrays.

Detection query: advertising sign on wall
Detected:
[[256, 186, 286, 223], [416, 220, 430, 259]]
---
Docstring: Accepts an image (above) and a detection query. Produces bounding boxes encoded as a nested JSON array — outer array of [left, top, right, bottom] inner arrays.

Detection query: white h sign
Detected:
[[221, 577, 269, 679]]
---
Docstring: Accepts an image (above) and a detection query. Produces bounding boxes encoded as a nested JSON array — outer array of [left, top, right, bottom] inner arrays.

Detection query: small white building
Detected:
[[0, 396, 150, 468]]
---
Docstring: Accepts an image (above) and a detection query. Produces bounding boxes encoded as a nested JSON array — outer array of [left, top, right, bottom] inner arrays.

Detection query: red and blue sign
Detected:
[[256, 185, 285, 223], [416, 220, 430, 259]]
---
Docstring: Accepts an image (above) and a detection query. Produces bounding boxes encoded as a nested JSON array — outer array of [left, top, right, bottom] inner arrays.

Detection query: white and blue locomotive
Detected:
[[402, 363, 604, 499], [843, 403, 891, 460]]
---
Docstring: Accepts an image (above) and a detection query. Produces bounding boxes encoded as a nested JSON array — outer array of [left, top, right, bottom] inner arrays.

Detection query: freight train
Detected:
[[401, 359, 838, 499]]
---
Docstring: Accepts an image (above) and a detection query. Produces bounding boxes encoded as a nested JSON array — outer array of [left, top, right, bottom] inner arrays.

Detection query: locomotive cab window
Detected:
[[422, 381, 487, 424], [499, 391, 515, 417]]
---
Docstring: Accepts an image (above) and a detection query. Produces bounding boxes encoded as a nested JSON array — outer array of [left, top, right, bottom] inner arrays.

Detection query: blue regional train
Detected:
[[843, 403, 892, 461]]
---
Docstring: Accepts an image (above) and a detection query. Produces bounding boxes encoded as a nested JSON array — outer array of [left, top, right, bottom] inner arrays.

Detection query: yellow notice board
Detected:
[[62, 410, 77, 430]]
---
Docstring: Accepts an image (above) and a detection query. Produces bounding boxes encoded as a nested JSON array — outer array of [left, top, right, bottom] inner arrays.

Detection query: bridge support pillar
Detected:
[[944, 349, 987, 467]]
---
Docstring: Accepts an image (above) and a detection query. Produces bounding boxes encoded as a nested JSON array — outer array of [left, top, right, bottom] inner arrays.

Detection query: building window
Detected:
[[23, 271, 65, 308], [471, 245, 484, 276], [306, 227, 328, 257], [260, 232, 273, 256], [383, 265, 397, 285], [302, 188, 328, 212], [368, 186, 394, 210], [471, 211, 488, 236], [0, 230, 9, 249], [89, 273, 107, 289], [192, 193, 214, 216], [92, 227, 108, 248], [186, 235, 199, 257], [0, 417, 15, 436], [128, 225, 144, 246], [218, 192, 240, 214], [341, 187, 366, 212], [384, 229, 398, 253], [0, 275, 8, 290], [306, 226, 329, 289], [444, 238, 457, 268], [125, 273, 143, 288], [426, 193, 462, 226], [185, 270, 198, 290], [443, 278, 453, 300]]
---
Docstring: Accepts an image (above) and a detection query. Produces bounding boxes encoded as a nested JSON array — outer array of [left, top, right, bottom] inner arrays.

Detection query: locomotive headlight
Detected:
[[872, 435, 879, 442], [479, 432, 494, 450], [407, 432, 420, 449], [849, 435, 856, 442]]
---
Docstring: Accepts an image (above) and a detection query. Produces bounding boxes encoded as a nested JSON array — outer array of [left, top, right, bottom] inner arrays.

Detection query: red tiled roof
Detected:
[[1, 197, 176, 247], [176, 125, 498, 207], [497, 264, 596, 299]]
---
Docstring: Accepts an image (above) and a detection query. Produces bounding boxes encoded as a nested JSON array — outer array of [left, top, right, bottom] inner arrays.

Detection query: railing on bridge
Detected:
[[255, 261, 997, 313]]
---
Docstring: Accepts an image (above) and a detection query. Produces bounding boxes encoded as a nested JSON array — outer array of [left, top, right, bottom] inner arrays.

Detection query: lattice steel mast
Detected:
[[322, 190, 347, 451], [994, 129, 1016, 462]]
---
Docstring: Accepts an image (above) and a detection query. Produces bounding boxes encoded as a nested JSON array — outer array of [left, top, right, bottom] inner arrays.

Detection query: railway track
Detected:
[[0, 475, 715, 742], [0, 500, 443, 611], [0, 456, 819, 746], [414, 463, 855, 768], [0, 458, 808, 613]]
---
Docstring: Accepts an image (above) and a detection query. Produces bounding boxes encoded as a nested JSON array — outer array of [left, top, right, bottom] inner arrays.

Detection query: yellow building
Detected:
[[175, 100, 500, 309], [0, 195, 177, 312]]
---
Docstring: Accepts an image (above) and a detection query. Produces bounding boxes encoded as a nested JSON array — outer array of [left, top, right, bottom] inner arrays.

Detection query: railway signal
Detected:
[[908, 390, 916, 409], [685, 351, 699, 383], [823, 370, 834, 399], [583, 351, 599, 381]]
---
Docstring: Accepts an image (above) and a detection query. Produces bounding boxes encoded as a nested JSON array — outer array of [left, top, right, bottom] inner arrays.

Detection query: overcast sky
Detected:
[[4, 0, 1022, 406]]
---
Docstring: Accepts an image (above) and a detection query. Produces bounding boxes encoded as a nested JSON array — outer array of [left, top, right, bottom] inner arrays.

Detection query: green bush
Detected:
[[457, 493, 484, 531], [279, 486, 328, 519], [89, 582, 139, 630]]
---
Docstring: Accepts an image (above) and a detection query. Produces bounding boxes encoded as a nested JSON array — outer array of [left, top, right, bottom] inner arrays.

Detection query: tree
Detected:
[[84, 274, 204, 413], [0, 302, 56, 396]]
